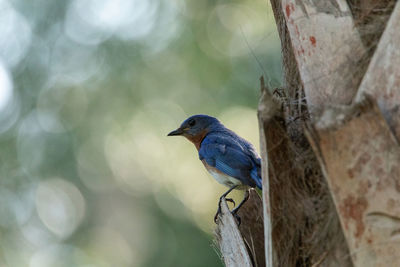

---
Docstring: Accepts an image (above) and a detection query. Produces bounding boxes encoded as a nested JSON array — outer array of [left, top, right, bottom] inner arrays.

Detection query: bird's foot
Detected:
[[225, 198, 236, 207], [214, 198, 223, 223], [214, 197, 235, 223], [214, 207, 221, 223]]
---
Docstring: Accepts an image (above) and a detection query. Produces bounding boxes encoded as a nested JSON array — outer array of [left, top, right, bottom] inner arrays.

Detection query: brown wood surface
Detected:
[[281, 0, 366, 113], [237, 190, 265, 267], [258, 77, 279, 267], [355, 1, 400, 140], [307, 99, 400, 267], [215, 198, 253, 267]]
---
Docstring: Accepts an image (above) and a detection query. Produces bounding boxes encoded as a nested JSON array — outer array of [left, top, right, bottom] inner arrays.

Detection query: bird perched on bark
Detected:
[[168, 114, 262, 224]]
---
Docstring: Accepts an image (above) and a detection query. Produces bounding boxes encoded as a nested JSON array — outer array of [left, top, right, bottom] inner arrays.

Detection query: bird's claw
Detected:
[[214, 210, 220, 223], [225, 198, 236, 207], [214, 197, 223, 223], [214, 205, 221, 223], [214, 197, 235, 223], [214, 186, 238, 224], [214, 210, 241, 226]]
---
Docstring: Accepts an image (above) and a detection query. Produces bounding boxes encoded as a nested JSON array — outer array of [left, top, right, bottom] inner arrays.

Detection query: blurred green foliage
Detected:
[[0, 0, 281, 266]]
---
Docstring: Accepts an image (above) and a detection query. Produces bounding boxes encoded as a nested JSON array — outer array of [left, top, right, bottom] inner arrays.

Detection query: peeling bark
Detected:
[[215, 190, 264, 267], [306, 99, 400, 267], [355, 0, 400, 140], [281, 0, 366, 113], [215, 199, 253, 267], [258, 77, 279, 267], [237, 190, 266, 267], [267, 1, 353, 266], [215, 1, 398, 266]]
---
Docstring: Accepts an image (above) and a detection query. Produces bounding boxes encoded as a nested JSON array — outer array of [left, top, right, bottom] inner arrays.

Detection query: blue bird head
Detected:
[[168, 115, 221, 139]]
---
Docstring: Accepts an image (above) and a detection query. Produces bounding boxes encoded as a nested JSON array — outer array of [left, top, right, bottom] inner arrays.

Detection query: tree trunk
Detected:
[[261, 0, 400, 266], [215, 0, 399, 266]]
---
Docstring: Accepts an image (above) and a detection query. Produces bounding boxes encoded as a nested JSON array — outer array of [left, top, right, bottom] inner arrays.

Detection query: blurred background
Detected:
[[0, 0, 281, 266]]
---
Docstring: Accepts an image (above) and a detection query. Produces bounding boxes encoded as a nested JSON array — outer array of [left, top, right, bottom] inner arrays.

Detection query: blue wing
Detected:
[[199, 132, 262, 189]]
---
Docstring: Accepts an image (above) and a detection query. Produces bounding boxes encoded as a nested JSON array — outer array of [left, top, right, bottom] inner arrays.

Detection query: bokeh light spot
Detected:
[[0, 0, 32, 67], [17, 111, 46, 172], [29, 244, 88, 267], [86, 227, 134, 267], [77, 136, 116, 193], [67, 0, 158, 42], [0, 0, 280, 265], [35, 178, 86, 239], [0, 187, 34, 227], [0, 61, 13, 111], [37, 83, 88, 133]]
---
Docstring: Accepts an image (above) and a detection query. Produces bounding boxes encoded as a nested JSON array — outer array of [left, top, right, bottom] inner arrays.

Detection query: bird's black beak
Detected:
[[167, 127, 184, 136]]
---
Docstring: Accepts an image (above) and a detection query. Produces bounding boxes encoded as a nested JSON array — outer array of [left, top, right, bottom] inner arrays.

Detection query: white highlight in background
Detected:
[[35, 178, 86, 239], [0, 61, 13, 111]]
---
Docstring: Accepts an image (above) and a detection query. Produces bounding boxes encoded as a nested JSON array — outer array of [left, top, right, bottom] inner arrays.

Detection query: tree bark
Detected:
[[355, 0, 400, 140], [280, 0, 366, 114], [215, 1, 399, 266], [306, 98, 400, 267], [215, 190, 265, 267], [215, 198, 253, 267]]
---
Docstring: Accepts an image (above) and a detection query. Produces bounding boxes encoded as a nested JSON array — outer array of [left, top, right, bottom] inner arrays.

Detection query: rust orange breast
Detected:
[[185, 129, 208, 150]]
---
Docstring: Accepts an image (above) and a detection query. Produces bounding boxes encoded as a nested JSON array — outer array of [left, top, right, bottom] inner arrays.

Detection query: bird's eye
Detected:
[[188, 119, 196, 127]]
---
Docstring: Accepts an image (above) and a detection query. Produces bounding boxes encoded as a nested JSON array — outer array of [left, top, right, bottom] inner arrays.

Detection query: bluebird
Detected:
[[168, 115, 262, 223]]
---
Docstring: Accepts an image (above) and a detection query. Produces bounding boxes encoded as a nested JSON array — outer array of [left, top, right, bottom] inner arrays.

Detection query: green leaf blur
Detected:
[[0, 0, 281, 266]]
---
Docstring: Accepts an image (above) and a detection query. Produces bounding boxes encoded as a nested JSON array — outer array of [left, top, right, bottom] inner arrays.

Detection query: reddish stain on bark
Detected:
[[309, 36, 316, 47], [347, 169, 354, 179], [285, 4, 291, 18], [340, 195, 368, 240], [347, 153, 372, 179], [297, 47, 305, 56], [357, 180, 369, 195], [295, 25, 300, 36]]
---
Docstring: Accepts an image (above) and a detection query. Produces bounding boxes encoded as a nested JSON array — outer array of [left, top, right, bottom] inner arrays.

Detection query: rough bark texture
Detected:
[[355, 0, 400, 140], [302, 1, 400, 266], [261, 0, 398, 266], [237, 190, 266, 267], [269, 0, 304, 115], [258, 80, 351, 267], [258, 77, 279, 267], [215, 199, 253, 267], [265, 1, 352, 266], [348, 0, 396, 50], [215, 1, 398, 266], [281, 0, 366, 114], [306, 99, 400, 267], [300, 2, 400, 266], [215, 190, 265, 267]]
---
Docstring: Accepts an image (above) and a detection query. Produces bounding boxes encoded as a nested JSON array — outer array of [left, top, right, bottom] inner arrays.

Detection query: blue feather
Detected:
[[199, 131, 262, 189]]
